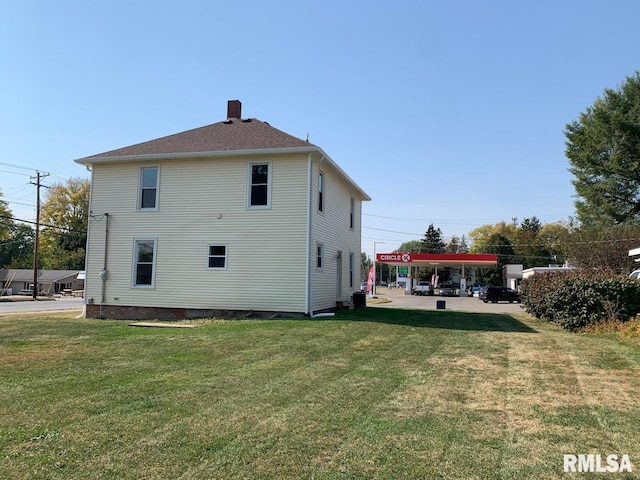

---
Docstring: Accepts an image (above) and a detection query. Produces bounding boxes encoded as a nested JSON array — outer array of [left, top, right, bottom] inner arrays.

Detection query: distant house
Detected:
[[0, 269, 84, 296], [75, 100, 370, 319]]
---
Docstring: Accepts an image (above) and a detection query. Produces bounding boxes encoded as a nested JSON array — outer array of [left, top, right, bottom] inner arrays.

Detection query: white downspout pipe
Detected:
[[305, 153, 312, 315]]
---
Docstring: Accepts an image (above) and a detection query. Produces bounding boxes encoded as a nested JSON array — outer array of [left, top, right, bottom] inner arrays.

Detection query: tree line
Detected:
[[377, 71, 640, 283]]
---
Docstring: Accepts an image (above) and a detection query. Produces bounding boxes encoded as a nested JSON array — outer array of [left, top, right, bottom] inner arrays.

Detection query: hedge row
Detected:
[[519, 269, 640, 331]]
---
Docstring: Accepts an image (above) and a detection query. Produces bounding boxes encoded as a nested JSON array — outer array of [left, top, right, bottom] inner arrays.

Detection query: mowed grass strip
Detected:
[[1, 309, 639, 479]]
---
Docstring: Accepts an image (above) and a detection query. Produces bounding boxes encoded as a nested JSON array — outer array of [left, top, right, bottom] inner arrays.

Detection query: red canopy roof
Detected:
[[376, 253, 497, 266]]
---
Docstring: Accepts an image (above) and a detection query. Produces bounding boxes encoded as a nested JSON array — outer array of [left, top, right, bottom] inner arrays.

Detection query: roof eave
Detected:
[[74, 146, 321, 165], [315, 147, 371, 202]]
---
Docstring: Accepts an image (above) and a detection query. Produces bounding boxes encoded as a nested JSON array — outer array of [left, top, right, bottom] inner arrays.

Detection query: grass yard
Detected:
[[1, 307, 640, 479]]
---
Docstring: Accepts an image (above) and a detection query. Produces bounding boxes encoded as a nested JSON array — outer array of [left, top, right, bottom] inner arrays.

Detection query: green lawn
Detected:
[[1, 307, 639, 479]]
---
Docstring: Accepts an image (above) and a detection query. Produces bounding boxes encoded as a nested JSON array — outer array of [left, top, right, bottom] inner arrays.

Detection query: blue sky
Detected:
[[1, 0, 639, 257]]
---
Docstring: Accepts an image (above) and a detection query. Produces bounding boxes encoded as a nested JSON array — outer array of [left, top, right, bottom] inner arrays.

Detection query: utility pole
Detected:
[[30, 171, 49, 299]]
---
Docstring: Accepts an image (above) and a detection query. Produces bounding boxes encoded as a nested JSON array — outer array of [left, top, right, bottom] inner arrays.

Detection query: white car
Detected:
[[630, 270, 640, 280]]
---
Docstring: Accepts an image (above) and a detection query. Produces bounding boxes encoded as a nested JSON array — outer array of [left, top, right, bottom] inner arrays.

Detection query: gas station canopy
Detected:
[[376, 252, 498, 267]]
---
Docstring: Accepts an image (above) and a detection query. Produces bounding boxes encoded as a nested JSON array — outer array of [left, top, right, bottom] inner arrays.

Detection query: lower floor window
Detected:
[[317, 243, 323, 269], [133, 238, 156, 287], [208, 244, 227, 269]]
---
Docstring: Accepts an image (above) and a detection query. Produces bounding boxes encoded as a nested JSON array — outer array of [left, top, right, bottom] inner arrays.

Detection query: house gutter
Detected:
[[75, 147, 320, 164]]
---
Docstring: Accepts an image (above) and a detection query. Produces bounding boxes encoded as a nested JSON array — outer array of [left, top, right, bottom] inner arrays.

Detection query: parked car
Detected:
[[479, 286, 521, 303], [471, 284, 486, 297], [439, 284, 458, 297], [412, 281, 433, 296], [630, 270, 640, 280]]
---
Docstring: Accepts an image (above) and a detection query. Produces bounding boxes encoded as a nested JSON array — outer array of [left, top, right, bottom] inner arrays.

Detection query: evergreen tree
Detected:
[[421, 224, 446, 253], [446, 235, 460, 253], [457, 235, 469, 253], [565, 71, 640, 225]]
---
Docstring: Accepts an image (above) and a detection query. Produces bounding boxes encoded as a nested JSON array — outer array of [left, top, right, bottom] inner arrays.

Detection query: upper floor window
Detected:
[[350, 197, 355, 229], [138, 167, 159, 210], [132, 238, 157, 287], [208, 244, 228, 269], [248, 163, 270, 208], [318, 171, 325, 213]]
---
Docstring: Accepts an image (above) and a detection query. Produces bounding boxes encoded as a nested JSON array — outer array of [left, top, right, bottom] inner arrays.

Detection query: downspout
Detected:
[[305, 153, 312, 315], [100, 212, 109, 319]]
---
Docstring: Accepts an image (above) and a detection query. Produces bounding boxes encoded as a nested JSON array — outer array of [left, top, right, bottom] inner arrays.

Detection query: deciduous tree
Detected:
[[39, 178, 89, 270]]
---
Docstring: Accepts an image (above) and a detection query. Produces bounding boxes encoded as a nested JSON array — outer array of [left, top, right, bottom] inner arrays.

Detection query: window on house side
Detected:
[[249, 163, 270, 207], [208, 245, 227, 269], [318, 171, 324, 213], [133, 239, 156, 287], [349, 252, 354, 288], [350, 197, 355, 229], [139, 167, 159, 210], [317, 243, 323, 269]]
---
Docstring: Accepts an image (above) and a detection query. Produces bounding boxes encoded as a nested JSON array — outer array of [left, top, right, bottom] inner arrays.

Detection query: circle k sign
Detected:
[[378, 253, 412, 263]]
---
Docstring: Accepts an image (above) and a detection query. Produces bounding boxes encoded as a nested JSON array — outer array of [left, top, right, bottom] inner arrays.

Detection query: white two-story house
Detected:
[[75, 100, 370, 319]]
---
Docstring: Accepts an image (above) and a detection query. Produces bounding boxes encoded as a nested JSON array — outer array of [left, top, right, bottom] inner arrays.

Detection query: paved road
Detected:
[[370, 288, 526, 314], [0, 296, 85, 315], [0, 290, 525, 317]]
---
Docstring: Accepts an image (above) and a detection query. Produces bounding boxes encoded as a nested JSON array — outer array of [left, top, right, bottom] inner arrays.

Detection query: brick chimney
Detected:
[[227, 100, 242, 119]]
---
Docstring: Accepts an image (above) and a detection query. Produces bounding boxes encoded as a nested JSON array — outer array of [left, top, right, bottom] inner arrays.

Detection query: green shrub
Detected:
[[520, 270, 640, 331]]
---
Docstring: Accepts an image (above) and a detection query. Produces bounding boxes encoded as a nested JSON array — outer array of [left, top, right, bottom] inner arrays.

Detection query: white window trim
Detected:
[[137, 166, 160, 211], [247, 161, 272, 209], [131, 237, 157, 288], [207, 244, 228, 270]]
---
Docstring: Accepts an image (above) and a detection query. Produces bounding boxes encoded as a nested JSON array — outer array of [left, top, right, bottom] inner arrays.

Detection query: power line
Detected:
[[0, 169, 31, 178], [0, 161, 43, 172], [363, 212, 574, 225], [0, 214, 87, 234]]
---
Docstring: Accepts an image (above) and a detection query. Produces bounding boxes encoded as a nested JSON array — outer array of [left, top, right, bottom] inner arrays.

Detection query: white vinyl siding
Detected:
[[84, 155, 308, 312], [83, 150, 366, 316], [310, 161, 363, 311]]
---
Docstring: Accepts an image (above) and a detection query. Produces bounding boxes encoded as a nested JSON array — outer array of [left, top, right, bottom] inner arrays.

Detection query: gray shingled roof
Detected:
[[79, 118, 315, 160], [74, 109, 371, 201], [0, 269, 82, 283]]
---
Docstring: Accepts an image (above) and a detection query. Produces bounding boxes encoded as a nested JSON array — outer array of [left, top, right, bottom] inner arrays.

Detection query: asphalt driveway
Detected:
[[370, 287, 525, 314]]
